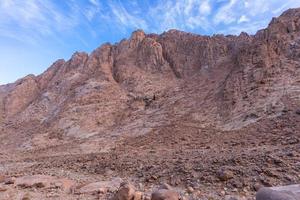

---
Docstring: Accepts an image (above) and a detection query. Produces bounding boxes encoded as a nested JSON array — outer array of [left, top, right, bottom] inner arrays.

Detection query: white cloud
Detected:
[[0, 0, 80, 44], [108, 1, 148, 31], [238, 15, 249, 24], [148, 0, 213, 32], [89, 0, 100, 7], [199, 0, 211, 15], [213, 0, 238, 25], [1, 0, 300, 46]]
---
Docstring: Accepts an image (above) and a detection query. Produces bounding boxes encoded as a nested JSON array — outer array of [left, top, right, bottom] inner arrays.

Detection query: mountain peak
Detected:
[[0, 9, 300, 199]]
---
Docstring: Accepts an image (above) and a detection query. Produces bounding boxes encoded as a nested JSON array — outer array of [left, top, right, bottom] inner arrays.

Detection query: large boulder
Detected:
[[151, 189, 179, 200], [14, 175, 75, 193], [114, 182, 136, 200], [75, 178, 122, 195], [256, 186, 300, 200]]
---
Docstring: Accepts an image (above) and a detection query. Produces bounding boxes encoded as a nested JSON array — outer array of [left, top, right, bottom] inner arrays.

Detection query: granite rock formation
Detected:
[[0, 8, 299, 200]]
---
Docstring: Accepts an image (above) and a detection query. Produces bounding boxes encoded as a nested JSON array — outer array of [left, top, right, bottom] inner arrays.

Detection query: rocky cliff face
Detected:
[[0, 8, 300, 150], [0, 8, 299, 200]]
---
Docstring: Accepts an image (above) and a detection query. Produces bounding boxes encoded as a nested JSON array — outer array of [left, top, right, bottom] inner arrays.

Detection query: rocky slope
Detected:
[[0, 8, 299, 200]]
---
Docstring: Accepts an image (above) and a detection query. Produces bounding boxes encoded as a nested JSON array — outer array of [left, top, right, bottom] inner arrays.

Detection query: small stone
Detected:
[[217, 169, 234, 181], [0, 185, 7, 192], [46, 192, 60, 198], [144, 196, 151, 200], [194, 190, 201, 197], [186, 186, 194, 193], [99, 187, 108, 194], [33, 182, 46, 188], [0, 175, 5, 183], [253, 183, 262, 191], [54, 182, 63, 188], [133, 191, 143, 200], [138, 183, 144, 191], [158, 183, 172, 190], [4, 177, 15, 185], [232, 188, 238, 192], [225, 196, 238, 200], [22, 193, 31, 200]]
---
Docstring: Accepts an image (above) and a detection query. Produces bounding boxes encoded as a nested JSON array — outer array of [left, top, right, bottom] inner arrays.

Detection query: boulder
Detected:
[[4, 177, 15, 185], [0, 175, 5, 183], [158, 183, 173, 190], [15, 175, 54, 188], [21, 192, 31, 200], [114, 182, 136, 200], [76, 178, 122, 195], [256, 187, 300, 200], [151, 189, 179, 200], [217, 169, 234, 181], [133, 191, 143, 200], [0, 185, 8, 192], [14, 175, 75, 192]]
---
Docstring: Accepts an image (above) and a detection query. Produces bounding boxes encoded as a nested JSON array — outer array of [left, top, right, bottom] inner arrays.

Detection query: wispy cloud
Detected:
[[1, 0, 300, 45], [1, 0, 300, 85], [148, 0, 213, 32], [0, 0, 300, 47], [238, 15, 249, 24], [108, 1, 148, 32], [0, 0, 79, 44], [213, 0, 238, 25]]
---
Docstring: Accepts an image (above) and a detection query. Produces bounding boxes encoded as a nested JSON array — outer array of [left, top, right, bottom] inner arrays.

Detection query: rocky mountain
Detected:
[[0, 8, 299, 200]]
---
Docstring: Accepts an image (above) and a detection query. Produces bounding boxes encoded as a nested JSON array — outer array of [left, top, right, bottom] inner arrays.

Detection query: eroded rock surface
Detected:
[[0, 7, 300, 200]]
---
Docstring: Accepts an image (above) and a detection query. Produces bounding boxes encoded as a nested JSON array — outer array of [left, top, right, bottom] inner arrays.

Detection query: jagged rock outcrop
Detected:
[[0, 8, 300, 145], [0, 9, 299, 200]]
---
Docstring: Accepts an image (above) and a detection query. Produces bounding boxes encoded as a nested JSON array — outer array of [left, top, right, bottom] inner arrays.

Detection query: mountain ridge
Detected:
[[0, 8, 299, 200]]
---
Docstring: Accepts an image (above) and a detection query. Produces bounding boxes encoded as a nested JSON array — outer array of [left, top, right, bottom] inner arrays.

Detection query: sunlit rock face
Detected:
[[0, 8, 299, 144], [0, 9, 299, 200]]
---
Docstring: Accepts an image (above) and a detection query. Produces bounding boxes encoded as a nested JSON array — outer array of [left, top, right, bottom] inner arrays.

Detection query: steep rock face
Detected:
[[0, 8, 299, 151], [219, 8, 300, 129], [158, 30, 235, 78], [3, 75, 40, 118]]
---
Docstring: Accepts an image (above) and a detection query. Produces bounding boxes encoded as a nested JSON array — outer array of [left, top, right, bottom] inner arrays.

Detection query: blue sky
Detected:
[[1, 0, 300, 85]]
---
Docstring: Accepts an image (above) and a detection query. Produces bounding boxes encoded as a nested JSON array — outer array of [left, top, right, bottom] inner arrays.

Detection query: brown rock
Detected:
[[76, 178, 122, 195], [0, 185, 7, 192], [15, 175, 53, 188], [14, 175, 75, 193], [186, 186, 194, 193], [151, 189, 179, 200], [0, 7, 299, 200], [0, 175, 5, 183], [217, 169, 234, 181], [256, 187, 300, 200], [58, 178, 76, 193], [4, 177, 15, 185], [114, 182, 136, 200], [158, 183, 173, 190], [99, 187, 108, 194], [21, 193, 31, 200], [133, 191, 143, 200]]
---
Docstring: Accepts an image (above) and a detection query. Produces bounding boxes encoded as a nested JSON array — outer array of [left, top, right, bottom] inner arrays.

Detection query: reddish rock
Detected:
[[0, 7, 299, 200], [114, 182, 136, 200], [217, 169, 234, 181], [151, 189, 179, 200]]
